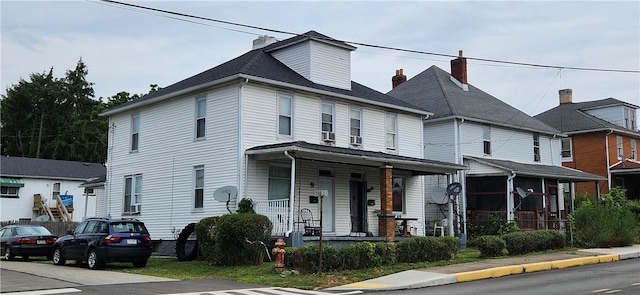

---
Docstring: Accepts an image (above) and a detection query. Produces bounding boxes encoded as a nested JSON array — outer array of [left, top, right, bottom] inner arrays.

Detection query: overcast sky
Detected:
[[2, 1, 639, 117]]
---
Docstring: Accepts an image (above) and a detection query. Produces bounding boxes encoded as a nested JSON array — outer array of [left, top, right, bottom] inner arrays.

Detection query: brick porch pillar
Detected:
[[378, 165, 395, 242]]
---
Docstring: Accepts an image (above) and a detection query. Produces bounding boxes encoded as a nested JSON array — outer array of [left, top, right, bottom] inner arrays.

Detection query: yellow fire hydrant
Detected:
[[272, 238, 286, 272]]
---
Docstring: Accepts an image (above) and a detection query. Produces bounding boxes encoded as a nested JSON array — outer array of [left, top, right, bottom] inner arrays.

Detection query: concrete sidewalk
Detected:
[[327, 244, 640, 292]]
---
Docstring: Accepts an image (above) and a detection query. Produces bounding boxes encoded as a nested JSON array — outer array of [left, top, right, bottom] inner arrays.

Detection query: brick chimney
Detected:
[[391, 69, 407, 89], [559, 89, 573, 104], [252, 35, 277, 50], [450, 50, 467, 84]]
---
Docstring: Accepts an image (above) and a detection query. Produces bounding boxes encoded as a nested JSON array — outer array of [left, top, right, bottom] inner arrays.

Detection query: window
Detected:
[[616, 136, 623, 158], [483, 124, 491, 155], [268, 165, 290, 200], [84, 188, 96, 196], [533, 133, 540, 162], [194, 166, 204, 209], [278, 92, 293, 136], [196, 98, 206, 139], [561, 137, 572, 159], [350, 107, 362, 137], [624, 108, 636, 130], [1, 186, 19, 198], [131, 114, 140, 152], [392, 177, 404, 212], [321, 102, 334, 133], [52, 182, 60, 201], [124, 175, 142, 213], [631, 139, 637, 160], [385, 113, 397, 150]]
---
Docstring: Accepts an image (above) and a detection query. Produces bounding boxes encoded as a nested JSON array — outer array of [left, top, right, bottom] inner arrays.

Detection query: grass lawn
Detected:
[[110, 248, 485, 290]]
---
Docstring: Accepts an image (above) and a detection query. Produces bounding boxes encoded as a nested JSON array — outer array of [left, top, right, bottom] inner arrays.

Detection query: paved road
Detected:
[[0, 259, 353, 295]]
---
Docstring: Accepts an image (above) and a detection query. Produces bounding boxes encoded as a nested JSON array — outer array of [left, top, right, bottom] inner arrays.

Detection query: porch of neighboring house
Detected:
[[32, 194, 74, 222]]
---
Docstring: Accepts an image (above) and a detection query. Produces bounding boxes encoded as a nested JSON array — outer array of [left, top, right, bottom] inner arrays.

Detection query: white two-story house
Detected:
[[388, 51, 604, 235], [100, 31, 464, 253]]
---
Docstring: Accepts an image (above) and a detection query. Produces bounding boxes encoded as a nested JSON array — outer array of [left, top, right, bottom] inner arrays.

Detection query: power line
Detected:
[[97, 0, 640, 74]]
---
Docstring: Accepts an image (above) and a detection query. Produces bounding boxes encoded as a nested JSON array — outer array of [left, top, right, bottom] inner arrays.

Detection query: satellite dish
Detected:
[[516, 187, 528, 199], [446, 182, 463, 196], [430, 187, 448, 204], [35, 215, 50, 222], [213, 186, 237, 214]]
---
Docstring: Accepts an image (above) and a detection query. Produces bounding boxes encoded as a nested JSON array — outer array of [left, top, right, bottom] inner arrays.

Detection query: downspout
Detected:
[[284, 151, 296, 237], [237, 78, 249, 202], [507, 172, 516, 221]]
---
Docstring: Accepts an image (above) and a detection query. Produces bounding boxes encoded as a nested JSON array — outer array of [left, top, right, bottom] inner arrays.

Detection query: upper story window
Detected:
[[277, 92, 293, 136], [616, 135, 624, 158], [321, 102, 334, 133], [84, 188, 96, 196], [561, 137, 572, 161], [482, 124, 491, 155], [385, 113, 397, 150], [124, 175, 142, 214], [268, 165, 290, 200], [350, 107, 362, 146], [194, 166, 204, 209], [196, 98, 206, 139], [52, 182, 60, 201], [131, 114, 140, 152], [624, 108, 636, 130], [533, 133, 540, 162], [631, 139, 637, 160]]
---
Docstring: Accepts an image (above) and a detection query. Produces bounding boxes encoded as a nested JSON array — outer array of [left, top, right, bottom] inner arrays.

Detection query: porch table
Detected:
[[395, 217, 418, 237]]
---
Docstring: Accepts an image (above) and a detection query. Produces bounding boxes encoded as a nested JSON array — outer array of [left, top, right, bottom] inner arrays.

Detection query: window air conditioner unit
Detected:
[[321, 131, 335, 142], [130, 204, 141, 213], [350, 135, 362, 146]]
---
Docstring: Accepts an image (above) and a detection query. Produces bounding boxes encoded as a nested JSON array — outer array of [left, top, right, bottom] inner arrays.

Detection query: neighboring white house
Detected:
[[387, 51, 604, 235], [100, 31, 465, 253], [0, 156, 106, 222]]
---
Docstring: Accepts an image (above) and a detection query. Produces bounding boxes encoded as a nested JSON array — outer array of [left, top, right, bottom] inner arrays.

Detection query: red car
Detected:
[[0, 225, 58, 260]]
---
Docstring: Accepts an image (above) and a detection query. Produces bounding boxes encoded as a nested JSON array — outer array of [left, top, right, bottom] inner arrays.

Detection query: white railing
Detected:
[[254, 199, 290, 236]]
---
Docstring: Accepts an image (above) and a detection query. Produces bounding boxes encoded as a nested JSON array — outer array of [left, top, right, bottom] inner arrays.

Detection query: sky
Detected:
[[2, 1, 639, 117]]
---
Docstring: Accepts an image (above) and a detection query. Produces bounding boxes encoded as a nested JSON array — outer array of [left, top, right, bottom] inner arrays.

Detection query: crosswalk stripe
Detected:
[[1, 288, 82, 295], [158, 287, 361, 295]]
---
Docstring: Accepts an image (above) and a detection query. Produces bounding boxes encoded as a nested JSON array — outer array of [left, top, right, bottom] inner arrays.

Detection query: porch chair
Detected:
[[299, 208, 320, 236], [433, 218, 447, 237], [350, 216, 366, 237]]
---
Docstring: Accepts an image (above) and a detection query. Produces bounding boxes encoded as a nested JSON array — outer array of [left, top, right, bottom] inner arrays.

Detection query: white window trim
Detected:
[[195, 97, 206, 140], [350, 106, 363, 147], [193, 166, 204, 211], [131, 114, 140, 153], [616, 135, 624, 159], [385, 113, 397, 151], [321, 101, 335, 133], [483, 124, 491, 155], [124, 175, 142, 214], [561, 137, 573, 162], [631, 139, 637, 160], [533, 133, 541, 162], [277, 91, 293, 137]]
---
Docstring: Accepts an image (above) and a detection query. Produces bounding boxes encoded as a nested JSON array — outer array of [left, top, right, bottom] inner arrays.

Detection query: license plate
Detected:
[[126, 239, 137, 245], [37, 240, 46, 245]]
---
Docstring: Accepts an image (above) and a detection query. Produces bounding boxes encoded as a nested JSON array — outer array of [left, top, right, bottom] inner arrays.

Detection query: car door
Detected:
[[73, 220, 99, 259], [66, 221, 88, 259], [0, 228, 9, 255]]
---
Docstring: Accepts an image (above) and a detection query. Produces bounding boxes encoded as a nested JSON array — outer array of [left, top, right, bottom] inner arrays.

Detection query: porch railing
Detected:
[[468, 210, 567, 231], [254, 199, 290, 236]]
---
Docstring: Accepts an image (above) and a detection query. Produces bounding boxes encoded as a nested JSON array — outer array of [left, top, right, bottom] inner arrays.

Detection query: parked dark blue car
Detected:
[[52, 217, 152, 269], [0, 225, 57, 260]]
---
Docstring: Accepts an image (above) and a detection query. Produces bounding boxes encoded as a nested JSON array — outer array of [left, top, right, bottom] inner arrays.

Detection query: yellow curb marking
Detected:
[[343, 282, 391, 288], [521, 261, 552, 273]]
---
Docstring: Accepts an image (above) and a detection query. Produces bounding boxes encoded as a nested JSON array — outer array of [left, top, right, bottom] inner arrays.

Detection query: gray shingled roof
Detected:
[[102, 31, 426, 116], [0, 157, 106, 181], [387, 66, 561, 135], [465, 156, 605, 182], [534, 98, 640, 136]]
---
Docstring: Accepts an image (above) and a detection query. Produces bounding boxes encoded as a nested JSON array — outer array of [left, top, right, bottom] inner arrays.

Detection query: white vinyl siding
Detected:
[[585, 105, 631, 128], [424, 120, 457, 163]]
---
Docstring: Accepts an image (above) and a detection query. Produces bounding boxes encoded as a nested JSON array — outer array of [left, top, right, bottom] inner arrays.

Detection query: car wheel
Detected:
[[52, 247, 66, 265], [86, 249, 105, 270], [4, 246, 15, 261], [21, 255, 30, 261], [132, 259, 147, 268]]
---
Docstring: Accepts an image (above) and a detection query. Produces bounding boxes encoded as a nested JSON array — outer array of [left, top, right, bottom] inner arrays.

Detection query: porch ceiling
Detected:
[[246, 141, 465, 175], [464, 156, 606, 182]]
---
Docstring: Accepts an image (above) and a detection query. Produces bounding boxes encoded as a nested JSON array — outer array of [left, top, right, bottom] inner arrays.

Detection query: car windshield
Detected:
[[16, 226, 52, 236], [110, 222, 148, 234]]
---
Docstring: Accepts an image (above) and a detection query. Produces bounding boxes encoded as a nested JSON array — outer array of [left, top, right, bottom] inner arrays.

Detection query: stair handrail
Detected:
[[37, 194, 56, 221], [54, 195, 72, 222]]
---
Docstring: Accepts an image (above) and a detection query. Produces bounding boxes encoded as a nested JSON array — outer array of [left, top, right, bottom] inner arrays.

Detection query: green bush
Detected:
[[396, 236, 457, 263], [374, 242, 396, 265], [476, 235, 506, 257], [300, 244, 339, 273], [338, 241, 382, 270], [467, 213, 519, 240], [195, 216, 219, 262], [503, 230, 565, 255], [212, 213, 273, 266], [236, 198, 255, 214], [570, 187, 639, 247]]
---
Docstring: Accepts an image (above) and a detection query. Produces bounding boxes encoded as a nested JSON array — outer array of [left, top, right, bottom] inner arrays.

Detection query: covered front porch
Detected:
[[463, 156, 606, 234], [246, 141, 465, 243]]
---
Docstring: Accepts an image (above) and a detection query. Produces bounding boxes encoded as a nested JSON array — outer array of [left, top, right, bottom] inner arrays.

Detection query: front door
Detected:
[[350, 179, 367, 233], [319, 176, 334, 232]]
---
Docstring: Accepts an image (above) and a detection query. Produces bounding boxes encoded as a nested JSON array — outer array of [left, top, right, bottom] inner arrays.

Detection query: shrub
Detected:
[[236, 198, 255, 214], [338, 241, 382, 270], [212, 213, 272, 266], [300, 244, 339, 273], [503, 230, 565, 255], [396, 236, 457, 263], [570, 187, 639, 247], [194, 216, 219, 262], [476, 235, 506, 257], [374, 242, 396, 265]]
